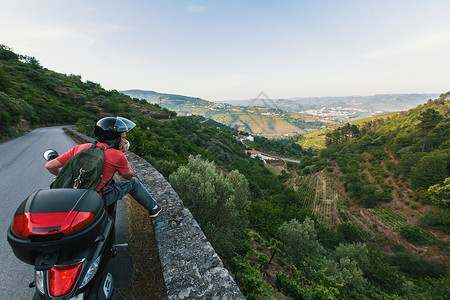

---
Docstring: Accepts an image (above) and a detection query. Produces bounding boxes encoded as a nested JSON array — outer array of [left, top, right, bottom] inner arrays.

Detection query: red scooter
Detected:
[[7, 150, 118, 299]]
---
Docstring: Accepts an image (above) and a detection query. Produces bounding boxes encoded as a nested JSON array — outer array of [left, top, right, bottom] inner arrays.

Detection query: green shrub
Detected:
[[231, 255, 273, 299], [339, 211, 348, 221], [337, 222, 364, 243], [276, 273, 302, 299], [389, 253, 446, 279], [420, 210, 450, 234], [399, 225, 433, 245], [153, 160, 178, 178], [257, 253, 269, 269], [75, 118, 95, 137]]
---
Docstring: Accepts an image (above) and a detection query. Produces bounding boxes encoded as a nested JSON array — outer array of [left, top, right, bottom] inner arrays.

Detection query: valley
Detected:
[[122, 89, 335, 138], [122, 89, 437, 141], [2, 44, 448, 299]]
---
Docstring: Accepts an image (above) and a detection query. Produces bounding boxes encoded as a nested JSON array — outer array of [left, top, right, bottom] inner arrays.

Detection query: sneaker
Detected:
[[149, 205, 162, 218]]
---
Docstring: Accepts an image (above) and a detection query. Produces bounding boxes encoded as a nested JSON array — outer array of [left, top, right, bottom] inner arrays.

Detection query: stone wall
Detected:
[[65, 128, 245, 300]]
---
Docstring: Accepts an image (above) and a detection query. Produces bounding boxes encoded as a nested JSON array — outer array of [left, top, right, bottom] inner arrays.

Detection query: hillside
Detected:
[[298, 112, 398, 150], [0, 45, 172, 140], [122, 89, 334, 138], [297, 95, 450, 254]]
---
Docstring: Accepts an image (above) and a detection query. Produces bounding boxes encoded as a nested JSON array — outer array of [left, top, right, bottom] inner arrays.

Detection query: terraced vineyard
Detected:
[[367, 207, 436, 245], [293, 170, 436, 245], [295, 174, 317, 209], [295, 172, 343, 229], [367, 207, 408, 231]]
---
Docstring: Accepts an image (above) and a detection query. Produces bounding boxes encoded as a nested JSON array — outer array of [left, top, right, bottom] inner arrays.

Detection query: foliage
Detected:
[[152, 160, 179, 178], [398, 225, 434, 245], [427, 177, 450, 208], [415, 275, 450, 300], [75, 118, 95, 137], [0, 92, 24, 129], [417, 108, 443, 151], [169, 155, 250, 257], [409, 149, 449, 188], [364, 247, 407, 294], [278, 217, 325, 265], [230, 254, 274, 300], [322, 257, 367, 295], [420, 208, 450, 233], [246, 135, 308, 159], [325, 123, 360, 146], [276, 264, 343, 299], [331, 243, 369, 272], [388, 252, 446, 279], [275, 273, 303, 299], [321, 94, 449, 212], [337, 222, 364, 243]]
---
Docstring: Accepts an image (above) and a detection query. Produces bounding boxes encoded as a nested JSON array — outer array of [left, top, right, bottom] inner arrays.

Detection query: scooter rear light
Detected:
[[35, 271, 44, 294], [12, 211, 95, 238], [80, 255, 101, 288], [48, 262, 83, 297]]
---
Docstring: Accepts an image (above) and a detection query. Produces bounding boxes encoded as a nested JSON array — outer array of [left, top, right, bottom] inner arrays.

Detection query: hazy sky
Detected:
[[1, 0, 449, 101]]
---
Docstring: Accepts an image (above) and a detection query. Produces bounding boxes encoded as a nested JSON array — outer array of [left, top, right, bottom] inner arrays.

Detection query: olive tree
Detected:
[[169, 155, 250, 257], [278, 217, 325, 266]]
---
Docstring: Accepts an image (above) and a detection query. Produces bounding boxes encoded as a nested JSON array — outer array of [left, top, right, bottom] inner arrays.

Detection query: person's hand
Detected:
[[119, 140, 130, 152]]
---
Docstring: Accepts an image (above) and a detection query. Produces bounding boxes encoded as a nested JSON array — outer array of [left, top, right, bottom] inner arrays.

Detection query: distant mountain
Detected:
[[121, 89, 334, 137], [220, 93, 440, 121], [122, 89, 211, 110]]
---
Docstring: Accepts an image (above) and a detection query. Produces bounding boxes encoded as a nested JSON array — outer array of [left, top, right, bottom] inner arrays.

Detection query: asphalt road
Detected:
[[0, 127, 131, 299]]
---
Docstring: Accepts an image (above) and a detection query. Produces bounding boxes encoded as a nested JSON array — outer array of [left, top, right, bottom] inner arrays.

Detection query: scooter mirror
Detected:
[[43, 149, 59, 161]]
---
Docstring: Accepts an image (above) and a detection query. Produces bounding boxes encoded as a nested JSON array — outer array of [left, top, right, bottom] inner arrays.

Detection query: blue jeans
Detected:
[[102, 177, 157, 211]]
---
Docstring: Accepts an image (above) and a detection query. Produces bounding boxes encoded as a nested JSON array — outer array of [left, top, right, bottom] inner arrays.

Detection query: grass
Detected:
[[299, 128, 329, 149], [126, 196, 168, 300]]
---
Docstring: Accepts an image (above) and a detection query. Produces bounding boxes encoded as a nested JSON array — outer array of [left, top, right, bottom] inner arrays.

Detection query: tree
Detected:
[[331, 242, 369, 272], [0, 45, 19, 60], [365, 248, 406, 293], [0, 66, 11, 92], [417, 108, 443, 152], [17, 99, 36, 123], [169, 155, 250, 257], [0, 92, 22, 127], [326, 123, 360, 146], [410, 150, 449, 188], [337, 222, 363, 243], [278, 217, 325, 266], [322, 257, 367, 295], [428, 177, 450, 207]]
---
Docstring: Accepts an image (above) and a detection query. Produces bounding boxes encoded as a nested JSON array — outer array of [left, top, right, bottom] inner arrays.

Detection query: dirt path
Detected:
[[332, 192, 342, 227]]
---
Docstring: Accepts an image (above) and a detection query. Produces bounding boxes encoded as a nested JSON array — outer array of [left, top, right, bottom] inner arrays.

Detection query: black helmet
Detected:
[[94, 117, 136, 148]]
